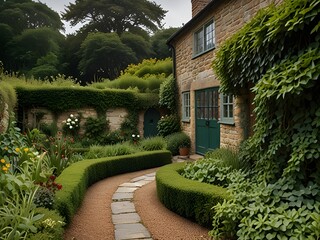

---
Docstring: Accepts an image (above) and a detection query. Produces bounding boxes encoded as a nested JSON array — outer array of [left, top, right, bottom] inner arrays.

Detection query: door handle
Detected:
[[205, 120, 209, 126]]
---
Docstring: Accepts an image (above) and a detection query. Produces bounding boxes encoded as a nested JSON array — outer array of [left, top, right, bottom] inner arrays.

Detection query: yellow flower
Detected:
[[2, 166, 7, 171], [0, 159, 5, 164], [24, 148, 29, 153], [15, 148, 20, 152], [6, 163, 10, 168], [4, 147, 8, 151]]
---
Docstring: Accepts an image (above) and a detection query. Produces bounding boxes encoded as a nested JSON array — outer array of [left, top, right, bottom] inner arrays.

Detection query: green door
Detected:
[[144, 108, 160, 137], [195, 88, 220, 155]]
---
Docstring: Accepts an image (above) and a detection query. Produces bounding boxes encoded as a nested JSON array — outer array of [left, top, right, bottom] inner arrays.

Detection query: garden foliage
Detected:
[[54, 150, 172, 224], [209, 0, 320, 238], [156, 163, 229, 228]]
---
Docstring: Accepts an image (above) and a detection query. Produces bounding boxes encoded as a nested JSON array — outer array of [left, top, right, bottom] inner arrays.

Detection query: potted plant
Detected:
[[178, 132, 191, 156]]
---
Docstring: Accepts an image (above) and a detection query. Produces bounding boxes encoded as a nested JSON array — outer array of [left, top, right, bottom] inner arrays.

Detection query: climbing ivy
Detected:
[[210, 0, 320, 239], [213, 0, 320, 95]]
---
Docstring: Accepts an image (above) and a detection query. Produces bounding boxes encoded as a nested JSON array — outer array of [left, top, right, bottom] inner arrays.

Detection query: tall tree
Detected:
[[7, 27, 64, 75], [62, 0, 167, 35], [0, 0, 64, 75], [0, 0, 63, 34], [78, 32, 137, 81], [151, 27, 180, 59]]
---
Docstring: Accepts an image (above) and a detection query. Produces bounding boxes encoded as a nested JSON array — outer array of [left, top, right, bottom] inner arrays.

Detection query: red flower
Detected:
[[50, 175, 56, 181], [57, 184, 62, 190]]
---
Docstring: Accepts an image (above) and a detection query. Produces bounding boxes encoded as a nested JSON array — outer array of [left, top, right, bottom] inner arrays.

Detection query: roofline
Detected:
[[167, 0, 222, 45]]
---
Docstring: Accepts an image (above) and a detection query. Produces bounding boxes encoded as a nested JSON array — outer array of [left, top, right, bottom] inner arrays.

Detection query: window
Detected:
[[194, 19, 215, 56], [220, 94, 234, 124], [182, 92, 190, 122]]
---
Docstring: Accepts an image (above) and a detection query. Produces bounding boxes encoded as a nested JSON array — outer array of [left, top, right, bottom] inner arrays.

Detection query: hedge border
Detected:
[[156, 163, 230, 228], [54, 150, 172, 224]]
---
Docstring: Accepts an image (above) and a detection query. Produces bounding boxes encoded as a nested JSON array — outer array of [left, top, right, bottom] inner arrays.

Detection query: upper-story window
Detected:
[[193, 19, 215, 56], [220, 94, 234, 125]]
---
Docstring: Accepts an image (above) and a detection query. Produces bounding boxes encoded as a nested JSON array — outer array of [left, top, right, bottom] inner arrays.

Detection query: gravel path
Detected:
[[63, 167, 211, 240]]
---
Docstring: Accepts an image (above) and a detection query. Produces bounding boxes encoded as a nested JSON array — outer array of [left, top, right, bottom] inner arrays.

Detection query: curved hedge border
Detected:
[[54, 150, 171, 224], [156, 163, 230, 228]]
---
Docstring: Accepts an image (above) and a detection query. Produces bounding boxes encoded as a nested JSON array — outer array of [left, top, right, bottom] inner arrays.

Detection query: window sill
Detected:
[[219, 120, 235, 126], [182, 119, 190, 123]]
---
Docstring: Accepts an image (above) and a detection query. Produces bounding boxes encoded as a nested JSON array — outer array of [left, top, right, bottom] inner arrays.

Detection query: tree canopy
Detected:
[[62, 0, 167, 35]]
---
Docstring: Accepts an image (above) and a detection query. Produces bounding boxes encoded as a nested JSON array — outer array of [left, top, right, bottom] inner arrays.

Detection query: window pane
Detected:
[[229, 105, 233, 118], [205, 22, 214, 50]]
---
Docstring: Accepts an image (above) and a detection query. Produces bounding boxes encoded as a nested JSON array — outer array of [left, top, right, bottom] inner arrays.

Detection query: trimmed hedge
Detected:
[[54, 150, 171, 224], [156, 163, 230, 228], [15, 86, 159, 114]]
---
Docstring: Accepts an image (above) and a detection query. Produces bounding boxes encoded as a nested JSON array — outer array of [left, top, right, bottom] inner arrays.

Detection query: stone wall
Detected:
[[173, 0, 282, 152], [25, 107, 149, 137], [191, 0, 212, 17]]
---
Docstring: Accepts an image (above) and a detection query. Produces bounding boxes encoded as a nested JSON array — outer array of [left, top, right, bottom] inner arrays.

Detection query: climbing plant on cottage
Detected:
[[210, 0, 320, 239]]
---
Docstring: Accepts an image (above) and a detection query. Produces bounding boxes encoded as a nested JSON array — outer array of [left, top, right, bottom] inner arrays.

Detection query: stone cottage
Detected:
[[168, 0, 282, 154]]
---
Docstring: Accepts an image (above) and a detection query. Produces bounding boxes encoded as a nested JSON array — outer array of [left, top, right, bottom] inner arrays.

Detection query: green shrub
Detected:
[[139, 136, 167, 151], [84, 116, 110, 143], [165, 132, 190, 155], [156, 163, 229, 228], [204, 147, 248, 171], [0, 81, 17, 113], [84, 142, 137, 159], [159, 76, 177, 113], [27, 207, 65, 240], [54, 150, 172, 224], [157, 114, 181, 137]]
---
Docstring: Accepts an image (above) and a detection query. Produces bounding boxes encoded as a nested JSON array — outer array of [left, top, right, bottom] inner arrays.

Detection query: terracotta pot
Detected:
[[179, 147, 190, 156]]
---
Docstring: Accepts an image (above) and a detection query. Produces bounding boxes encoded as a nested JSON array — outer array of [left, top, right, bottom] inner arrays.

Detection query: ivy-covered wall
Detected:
[[16, 86, 160, 135]]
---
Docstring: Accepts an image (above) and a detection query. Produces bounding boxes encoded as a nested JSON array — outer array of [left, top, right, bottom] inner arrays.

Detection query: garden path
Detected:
[[63, 159, 210, 240]]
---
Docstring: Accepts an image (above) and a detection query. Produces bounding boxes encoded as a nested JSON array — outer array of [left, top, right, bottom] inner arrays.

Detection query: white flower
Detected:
[[75, 119, 78, 122], [67, 118, 71, 122], [66, 122, 70, 125], [132, 134, 135, 137], [70, 114, 74, 118], [69, 126, 73, 129], [71, 121, 75, 124], [137, 135, 140, 138]]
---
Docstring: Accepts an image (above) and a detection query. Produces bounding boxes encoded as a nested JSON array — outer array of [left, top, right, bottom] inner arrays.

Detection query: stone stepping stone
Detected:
[[115, 223, 151, 240], [111, 201, 135, 214], [116, 187, 138, 193], [112, 192, 134, 201], [112, 213, 141, 224]]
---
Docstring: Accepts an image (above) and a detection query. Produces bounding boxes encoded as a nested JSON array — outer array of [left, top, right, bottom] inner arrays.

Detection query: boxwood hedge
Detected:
[[156, 163, 230, 228], [54, 150, 171, 224]]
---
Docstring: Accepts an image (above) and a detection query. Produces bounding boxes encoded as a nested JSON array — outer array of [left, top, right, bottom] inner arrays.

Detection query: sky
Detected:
[[38, 0, 192, 34]]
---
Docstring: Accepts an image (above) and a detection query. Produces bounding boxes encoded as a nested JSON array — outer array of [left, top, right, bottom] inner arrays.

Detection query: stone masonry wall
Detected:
[[191, 0, 212, 17], [174, 0, 282, 152], [25, 107, 145, 137]]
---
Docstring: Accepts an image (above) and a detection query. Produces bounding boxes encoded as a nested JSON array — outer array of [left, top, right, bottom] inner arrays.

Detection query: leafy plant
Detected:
[[157, 114, 181, 137], [165, 132, 189, 155], [27, 207, 65, 240], [209, 0, 320, 239], [159, 76, 178, 113], [83, 116, 110, 143], [139, 136, 167, 151], [84, 142, 137, 159]]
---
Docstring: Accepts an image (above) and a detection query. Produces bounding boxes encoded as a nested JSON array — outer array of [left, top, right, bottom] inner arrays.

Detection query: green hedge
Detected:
[[54, 150, 171, 224], [15, 86, 159, 114], [156, 163, 230, 228]]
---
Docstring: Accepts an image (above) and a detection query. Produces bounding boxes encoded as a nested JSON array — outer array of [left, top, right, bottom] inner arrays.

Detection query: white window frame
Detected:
[[220, 94, 234, 125], [182, 92, 190, 122], [193, 19, 215, 57]]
